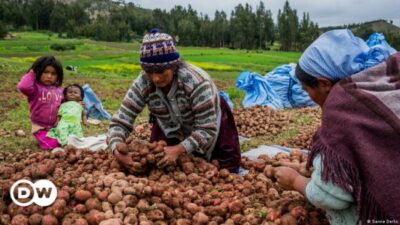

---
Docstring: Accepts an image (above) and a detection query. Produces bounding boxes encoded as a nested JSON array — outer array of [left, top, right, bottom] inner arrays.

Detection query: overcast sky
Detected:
[[129, 0, 400, 27]]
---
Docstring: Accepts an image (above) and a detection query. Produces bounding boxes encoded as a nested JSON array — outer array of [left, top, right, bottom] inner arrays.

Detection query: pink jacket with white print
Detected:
[[17, 70, 63, 130]]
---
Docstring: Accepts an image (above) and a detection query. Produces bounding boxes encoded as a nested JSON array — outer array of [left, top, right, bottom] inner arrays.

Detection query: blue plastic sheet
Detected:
[[365, 32, 397, 68], [83, 84, 111, 120], [264, 64, 316, 108], [235, 32, 396, 110], [219, 90, 234, 109], [236, 71, 283, 109], [366, 32, 397, 52]]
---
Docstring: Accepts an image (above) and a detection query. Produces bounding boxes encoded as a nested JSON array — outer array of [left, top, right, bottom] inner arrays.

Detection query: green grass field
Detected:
[[0, 31, 305, 152]]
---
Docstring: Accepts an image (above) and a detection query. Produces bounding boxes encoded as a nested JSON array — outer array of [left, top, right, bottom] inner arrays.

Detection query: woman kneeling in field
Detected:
[[274, 29, 400, 224], [107, 29, 241, 173]]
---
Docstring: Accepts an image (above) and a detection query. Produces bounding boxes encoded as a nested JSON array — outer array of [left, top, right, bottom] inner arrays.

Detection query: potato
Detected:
[[51, 199, 67, 219], [0, 214, 11, 225], [98, 218, 122, 225], [280, 213, 297, 225], [175, 218, 191, 225], [136, 199, 149, 212], [41, 214, 58, 225], [86, 209, 105, 225], [114, 201, 126, 214], [102, 202, 113, 212], [146, 209, 164, 221], [73, 204, 87, 214], [75, 190, 92, 202], [57, 190, 70, 202], [181, 162, 195, 174], [123, 214, 138, 225], [11, 214, 29, 225], [97, 191, 109, 201], [193, 212, 209, 224], [29, 213, 43, 225], [228, 199, 243, 214], [107, 191, 123, 205], [122, 195, 138, 207], [218, 169, 230, 178], [230, 214, 244, 224], [184, 202, 200, 214], [85, 198, 101, 211]]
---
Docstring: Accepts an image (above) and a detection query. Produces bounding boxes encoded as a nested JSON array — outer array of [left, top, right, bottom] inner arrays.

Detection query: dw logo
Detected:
[[10, 179, 57, 207]]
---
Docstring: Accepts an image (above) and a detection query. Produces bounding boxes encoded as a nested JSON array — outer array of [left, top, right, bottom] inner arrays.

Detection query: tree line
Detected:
[[0, 0, 320, 51]]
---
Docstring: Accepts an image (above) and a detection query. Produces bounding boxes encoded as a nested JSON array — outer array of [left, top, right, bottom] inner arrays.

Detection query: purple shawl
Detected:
[[307, 52, 400, 223]]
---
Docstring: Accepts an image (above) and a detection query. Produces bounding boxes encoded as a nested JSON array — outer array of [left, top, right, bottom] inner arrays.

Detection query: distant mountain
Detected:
[[320, 19, 400, 34], [355, 20, 400, 34], [320, 19, 400, 49]]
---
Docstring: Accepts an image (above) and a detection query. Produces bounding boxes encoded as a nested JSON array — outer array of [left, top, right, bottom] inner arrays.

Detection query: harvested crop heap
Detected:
[[233, 106, 291, 137], [115, 139, 168, 174], [280, 108, 321, 149], [130, 122, 152, 141], [280, 126, 318, 149], [0, 141, 328, 225]]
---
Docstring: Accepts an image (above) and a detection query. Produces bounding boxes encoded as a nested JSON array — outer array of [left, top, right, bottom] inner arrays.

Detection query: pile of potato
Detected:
[[115, 139, 168, 174], [233, 106, 291, 137], [0, 140, 329, 225], [280, 126, 318, 149], [280, 107, 321, 149], [130, 122, 152, 141]]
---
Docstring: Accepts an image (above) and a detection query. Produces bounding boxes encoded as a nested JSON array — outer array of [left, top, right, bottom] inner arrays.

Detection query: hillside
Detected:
[[320, 19, 400, 49], [321, 19, 400, 34]]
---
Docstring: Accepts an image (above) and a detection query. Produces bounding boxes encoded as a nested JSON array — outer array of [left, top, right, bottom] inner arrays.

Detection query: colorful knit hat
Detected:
[[140, 28, 181, 72]]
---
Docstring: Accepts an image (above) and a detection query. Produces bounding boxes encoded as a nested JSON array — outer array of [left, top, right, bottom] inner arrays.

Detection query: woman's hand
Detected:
[[157, 144, 185, 168], [274, 166, 300, 190], [114, 143, 138, 174]]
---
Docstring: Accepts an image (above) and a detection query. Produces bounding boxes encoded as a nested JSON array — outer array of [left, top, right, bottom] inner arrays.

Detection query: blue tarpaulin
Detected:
[[264, 63, 316, 108], [236, 32, 397, 109], [366, 32, 397, 52], [83, 84, 111, 120], [365, 32, 397, 68], [236, 65, 316, 109], [236, 71, 284, 109]]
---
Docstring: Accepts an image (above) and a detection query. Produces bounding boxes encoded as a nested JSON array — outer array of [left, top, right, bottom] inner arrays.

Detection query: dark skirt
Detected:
[[150, 96, 242, 172]]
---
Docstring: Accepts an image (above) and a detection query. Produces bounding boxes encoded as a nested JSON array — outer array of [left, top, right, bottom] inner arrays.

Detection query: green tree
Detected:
[[256, 1, 274, 49], [152, 9, 169, 32], [230, 3, 257, 49], [297, 12, 319, 51], [50, 2, 68, 33], [211, 10, 228, 47], [277, 0, 299, 51], [28, 0, 55, 30], [198, 15, 212, 46], [0, 0, 29, 29], [0, 22, 9, 39]]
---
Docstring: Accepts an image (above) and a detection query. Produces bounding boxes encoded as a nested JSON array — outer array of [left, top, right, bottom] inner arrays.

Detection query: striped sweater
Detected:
[[108, 63, 221, 159]]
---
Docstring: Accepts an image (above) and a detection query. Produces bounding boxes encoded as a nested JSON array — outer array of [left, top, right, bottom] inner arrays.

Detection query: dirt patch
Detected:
[[214, 80, 231, 90], [0, 91, 21, 115]]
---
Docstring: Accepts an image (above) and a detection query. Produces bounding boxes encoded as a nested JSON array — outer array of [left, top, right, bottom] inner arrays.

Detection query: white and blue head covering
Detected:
[[298, 29, 396, 82]]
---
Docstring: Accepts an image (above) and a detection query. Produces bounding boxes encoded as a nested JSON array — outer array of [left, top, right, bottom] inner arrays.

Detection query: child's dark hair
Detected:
[[30, 56, 63, 86], [63, 84, 85, 100]]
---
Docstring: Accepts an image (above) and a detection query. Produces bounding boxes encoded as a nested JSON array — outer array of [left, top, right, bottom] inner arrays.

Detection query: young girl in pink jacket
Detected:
[[17, 56, 64, 150]]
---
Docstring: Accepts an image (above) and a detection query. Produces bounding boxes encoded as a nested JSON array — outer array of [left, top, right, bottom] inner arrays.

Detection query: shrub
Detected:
[[50, 43, 76, 51], [0, 22, 9, 39]]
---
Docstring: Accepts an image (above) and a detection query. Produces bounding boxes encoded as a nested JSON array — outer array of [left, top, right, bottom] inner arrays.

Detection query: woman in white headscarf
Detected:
[[273, 29, 399, 225]]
